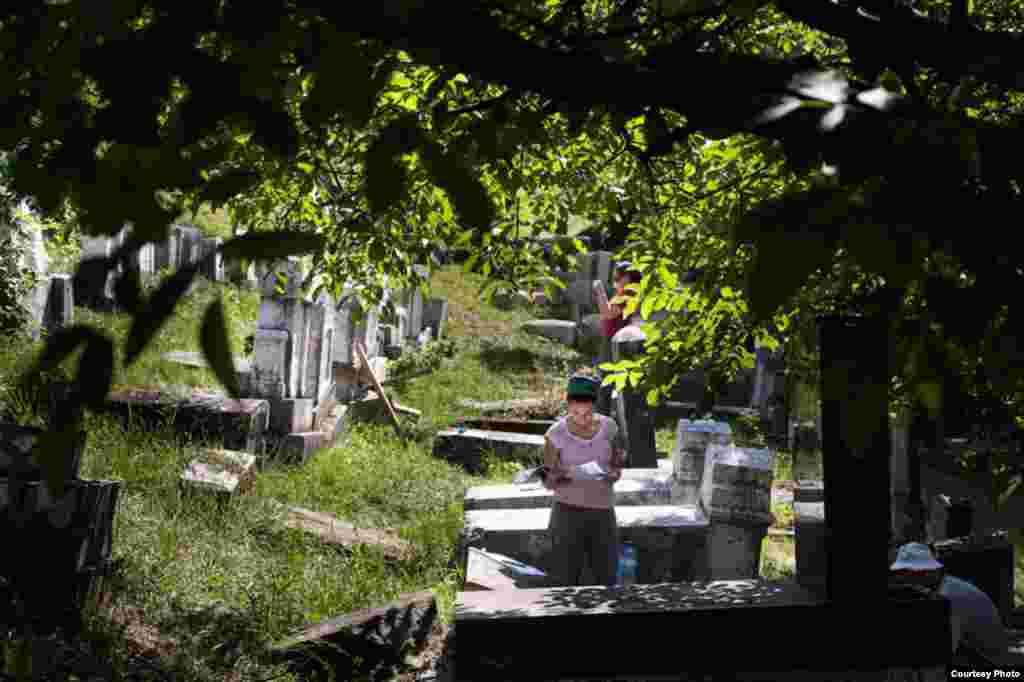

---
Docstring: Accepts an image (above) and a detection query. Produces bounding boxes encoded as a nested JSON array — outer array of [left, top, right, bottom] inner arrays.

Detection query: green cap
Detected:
[[567, 374, 600, 400]]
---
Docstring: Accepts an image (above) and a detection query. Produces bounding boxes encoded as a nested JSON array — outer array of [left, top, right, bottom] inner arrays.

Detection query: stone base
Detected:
[[279, 432, 329, 464], [268, 398, 315, 434], [464, 471, 672, 512], [794, 498, 826, 595], [705, 517, 771, 580], [454, 580, 951, 681], [433, 429, 545, 474], [462, 505, 709, 585]]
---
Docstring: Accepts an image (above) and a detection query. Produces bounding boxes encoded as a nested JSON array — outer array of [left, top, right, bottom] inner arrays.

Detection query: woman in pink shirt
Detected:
[[543, 373, 627, 586]]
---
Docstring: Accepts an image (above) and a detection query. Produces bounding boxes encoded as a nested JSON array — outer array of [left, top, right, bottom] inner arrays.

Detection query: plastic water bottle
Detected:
[[616, 544, 638, 587]]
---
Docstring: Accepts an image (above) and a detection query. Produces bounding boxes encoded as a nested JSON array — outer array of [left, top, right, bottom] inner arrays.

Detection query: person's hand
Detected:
[[605, 467, 622, 484]]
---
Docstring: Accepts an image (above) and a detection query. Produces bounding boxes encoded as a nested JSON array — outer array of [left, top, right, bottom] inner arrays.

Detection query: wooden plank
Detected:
[[354, 340, 403, 438]]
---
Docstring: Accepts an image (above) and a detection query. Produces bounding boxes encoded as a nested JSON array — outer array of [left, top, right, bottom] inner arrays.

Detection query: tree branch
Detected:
[[774, 0, 1024, 91]]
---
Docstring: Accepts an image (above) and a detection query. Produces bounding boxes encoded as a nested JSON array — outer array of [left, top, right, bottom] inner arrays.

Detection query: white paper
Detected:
[[572, 461, 610, 481]]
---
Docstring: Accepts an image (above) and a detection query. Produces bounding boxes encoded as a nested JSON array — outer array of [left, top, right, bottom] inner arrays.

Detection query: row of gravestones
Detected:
[[78, 224, 232, 306], [522, 248, 789, 442], [243, 259, 449, 438]]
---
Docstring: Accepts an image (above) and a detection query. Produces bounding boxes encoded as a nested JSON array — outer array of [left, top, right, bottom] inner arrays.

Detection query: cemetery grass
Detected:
[[0, 265, 598, 681]]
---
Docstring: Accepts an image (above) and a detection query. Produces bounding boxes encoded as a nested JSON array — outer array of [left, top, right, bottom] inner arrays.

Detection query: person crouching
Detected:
[[543, 373, 627, 587]]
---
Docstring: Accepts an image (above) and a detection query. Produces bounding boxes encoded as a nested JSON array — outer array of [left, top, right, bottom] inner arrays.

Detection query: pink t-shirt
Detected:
[[545, 414, 618, 510]]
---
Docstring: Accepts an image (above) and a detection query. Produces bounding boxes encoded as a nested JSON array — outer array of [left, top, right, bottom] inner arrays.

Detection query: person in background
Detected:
[[594, 262, 643, 340], [590, 263, 643, 416], [889, 542, 1009, 663], [543, 373, 627, 586]]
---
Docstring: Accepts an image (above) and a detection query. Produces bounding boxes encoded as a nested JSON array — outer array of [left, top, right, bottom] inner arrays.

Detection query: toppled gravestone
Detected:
[[276, 504, 412, 562], [179, 449, 257, 501], [520, 319, 577, 346], [267, 591, 437, 681], [465, 547, 549, 591], [433, 428, 545, 474]]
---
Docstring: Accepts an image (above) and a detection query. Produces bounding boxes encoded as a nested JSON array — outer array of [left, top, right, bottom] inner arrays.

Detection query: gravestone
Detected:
[[521, 319, 577, 346], [180, 449, 257, 500], [154, 231, 179, 271], [423, 297, 449, 340], [700, 443, 775, 579], [302, 303, 326, 401], [333, 299, 354, 366], [251, 330, 289, 399], [260, 258, 303, 299], [199, 237, 224, 281], [78, 234, 117, 305], [405, 265, 428, 340], [174, 225, 202, 267], [43, 274, 74, 333], [671, 418, 733, 506], [316, 294, 337, 410], [818, 315, 891, 603], [612, 325, 657, 467]]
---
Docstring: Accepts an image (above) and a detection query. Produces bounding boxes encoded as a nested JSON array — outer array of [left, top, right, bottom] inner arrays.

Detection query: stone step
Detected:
[[462, 505, 709, 585], [464, 471, 672, 511], [433, 429, 545, 474], [453, 580, 950, 681]]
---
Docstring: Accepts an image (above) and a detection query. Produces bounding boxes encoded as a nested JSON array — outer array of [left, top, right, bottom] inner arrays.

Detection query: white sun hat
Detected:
[[890, 542, 944, 571]]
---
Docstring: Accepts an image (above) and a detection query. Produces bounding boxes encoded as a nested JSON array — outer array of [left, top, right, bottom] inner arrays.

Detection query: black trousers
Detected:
[[548, 501, 619, 587]]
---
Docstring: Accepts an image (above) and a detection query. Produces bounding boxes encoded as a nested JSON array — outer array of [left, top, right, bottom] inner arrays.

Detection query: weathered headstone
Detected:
[[404, 266, 427, 340], [700, 443, 775, 579], [818, 315, 891, 603], [199, 237, 224, 281], [154, 231, 179, 271], [180, 449, 257, 500], [423, 297, 449, 340], [260, 258, 303, 299], [251, 329, 289, 399], [671, 419, 733, 506], [521, 319, 577, 346], [612, 325, 657, 467], [43, 274, 74, 333], [333, 300, 354, 366]]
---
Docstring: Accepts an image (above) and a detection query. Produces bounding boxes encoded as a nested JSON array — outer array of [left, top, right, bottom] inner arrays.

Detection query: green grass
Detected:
[[0, 264, 586, 680]]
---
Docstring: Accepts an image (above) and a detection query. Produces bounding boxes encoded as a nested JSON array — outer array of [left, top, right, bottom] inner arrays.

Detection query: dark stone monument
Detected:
[[818, 315, 891, 603]]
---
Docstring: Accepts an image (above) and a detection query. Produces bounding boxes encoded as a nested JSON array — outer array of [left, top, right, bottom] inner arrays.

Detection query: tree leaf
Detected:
[[33, 425, 82, 499], [19, 325, 98, 391], [220, 230, 325, 263], [997, 475, 1022, 509], [124, 262, 200, 366], [200, 297, 241, 398], [200, 169, 261, 209], [419, 139, 496, 231], [726, 0, 762, 19], [365, 118, 423, 216]]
